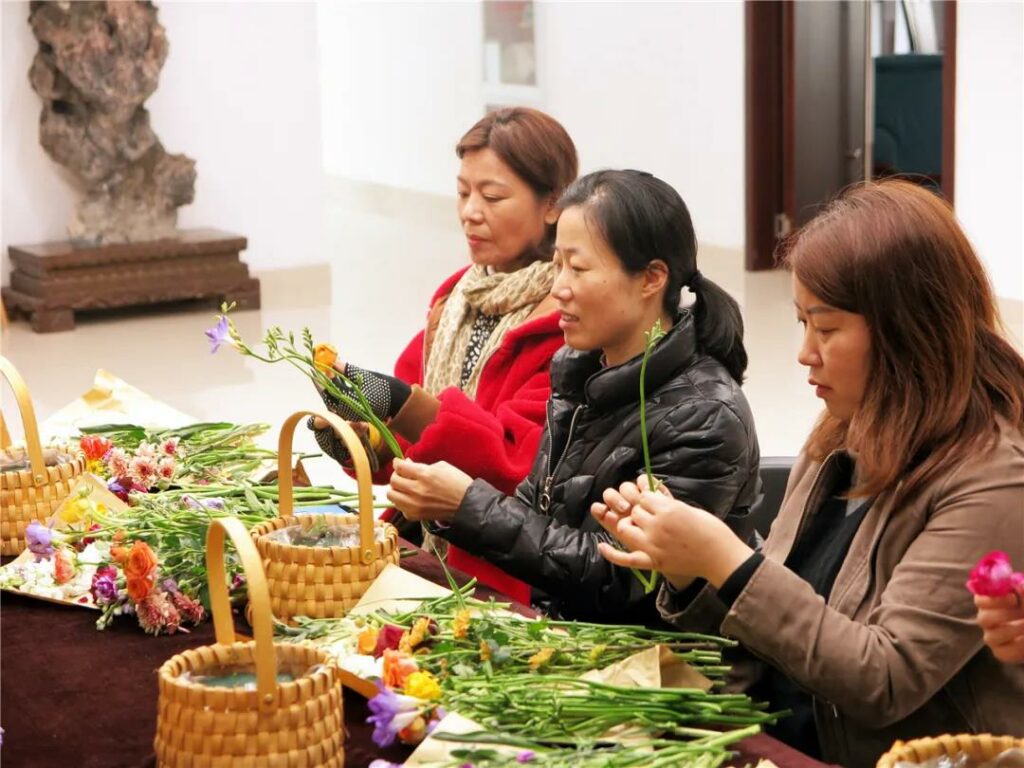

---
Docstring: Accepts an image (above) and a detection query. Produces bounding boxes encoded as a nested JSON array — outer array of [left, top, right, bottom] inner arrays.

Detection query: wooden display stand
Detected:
[[2, 229, 260, 333]]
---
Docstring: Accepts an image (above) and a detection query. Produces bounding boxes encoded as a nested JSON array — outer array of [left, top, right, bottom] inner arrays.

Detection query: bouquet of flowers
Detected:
[[78, 421, 279, 495], [205, 305, 404, 460]]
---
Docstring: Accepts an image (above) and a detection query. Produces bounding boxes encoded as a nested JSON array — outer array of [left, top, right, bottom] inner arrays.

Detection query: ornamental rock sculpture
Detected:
[[28, 1, 195, 245]]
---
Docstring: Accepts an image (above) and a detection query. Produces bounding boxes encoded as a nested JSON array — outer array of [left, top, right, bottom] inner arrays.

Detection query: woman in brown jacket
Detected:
[[593, 180, 1024, 767]]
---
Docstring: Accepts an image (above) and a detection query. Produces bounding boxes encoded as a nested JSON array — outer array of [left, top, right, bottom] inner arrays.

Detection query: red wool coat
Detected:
[[382, 267, 564, 604]]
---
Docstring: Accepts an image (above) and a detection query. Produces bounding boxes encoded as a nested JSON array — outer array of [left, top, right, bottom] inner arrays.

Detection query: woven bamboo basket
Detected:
[[251, 411, 400, 623], [0, 356, 86, 555], [877, 734, 1024, 768], [155, 516, 345, 767]]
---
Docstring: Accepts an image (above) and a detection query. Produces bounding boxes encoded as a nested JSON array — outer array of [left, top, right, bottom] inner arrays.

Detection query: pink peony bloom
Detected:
[[967, 551, 1024, 598], [158, 458, 176, 480], [129, 455, 158, 489], [106, 448, 130, 479], [136, 590, 183, 635], [171, 591, 205, 625]]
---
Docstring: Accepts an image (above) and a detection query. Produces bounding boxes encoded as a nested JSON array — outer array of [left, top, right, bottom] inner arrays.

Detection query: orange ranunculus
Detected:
[[357, 626, 380, 656], [111, 546, 129, 564], [127, 574, 156, 602], [124, 541, 158, 581], [113, 529, 126, 544], [382, 649, 418, 690], [313, 343, 339, 377]]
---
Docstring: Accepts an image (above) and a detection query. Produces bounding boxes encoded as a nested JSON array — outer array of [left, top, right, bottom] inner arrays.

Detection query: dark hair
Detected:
[[457, 107, 578, 254], [557, 169, 748, 382], [783, 178, 1024, 503]]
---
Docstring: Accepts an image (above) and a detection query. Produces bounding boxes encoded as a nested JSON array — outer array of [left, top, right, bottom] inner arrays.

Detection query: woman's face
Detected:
[[457, 148, 556, 272], [552, 206, 664, 366], [793, 275, 872, 422]]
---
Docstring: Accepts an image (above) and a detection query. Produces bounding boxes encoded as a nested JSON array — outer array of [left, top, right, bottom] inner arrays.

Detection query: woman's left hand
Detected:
[[387, 458, 473, 522], [592, 477, 754, 588]]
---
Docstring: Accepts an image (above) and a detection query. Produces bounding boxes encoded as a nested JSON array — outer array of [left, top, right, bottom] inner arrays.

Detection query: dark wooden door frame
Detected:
[[745, 0, 956, 272]]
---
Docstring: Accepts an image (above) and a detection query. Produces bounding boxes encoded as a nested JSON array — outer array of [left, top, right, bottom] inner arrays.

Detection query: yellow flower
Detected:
[[404, 670, 442, 701], [59, 493, 93, 525], [365, 423, 383, 451], [313, 343, 339, 377], [479, 639, 491, 662], [589, 644, 607, 664], [528, 647, 555, 671], [406, 617, 431, 650], [452, 609, 471, 639]]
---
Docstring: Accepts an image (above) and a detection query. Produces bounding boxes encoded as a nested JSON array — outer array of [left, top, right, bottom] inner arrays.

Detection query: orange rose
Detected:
[[124, 541, 158, 581], [313, 343, 339, 377], [126, 574, 155, 602], [382, 649, 418, 690]]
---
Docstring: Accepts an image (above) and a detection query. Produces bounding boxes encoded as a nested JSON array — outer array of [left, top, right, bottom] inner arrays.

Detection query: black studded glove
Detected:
[[319, 363, 411, 423]]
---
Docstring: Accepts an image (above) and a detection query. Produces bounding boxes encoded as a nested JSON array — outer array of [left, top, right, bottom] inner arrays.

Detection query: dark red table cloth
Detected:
[[0, 547, 829, 768]]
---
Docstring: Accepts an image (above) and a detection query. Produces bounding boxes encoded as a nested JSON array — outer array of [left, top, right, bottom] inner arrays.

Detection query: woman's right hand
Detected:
[[975, 590, 1024, 664]]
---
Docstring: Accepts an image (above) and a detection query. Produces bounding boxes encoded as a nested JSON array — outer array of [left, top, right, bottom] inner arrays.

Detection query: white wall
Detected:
[[319, 0, 746, 250], [539, 2, 745, 250], [1, 1, 323, 278], [319, 1, 483, 199], [955, 1, 1024, 303]]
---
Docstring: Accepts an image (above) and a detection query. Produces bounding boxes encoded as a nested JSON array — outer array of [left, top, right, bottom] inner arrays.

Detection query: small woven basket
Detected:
[[251, 411, 400, 623], [155, 516, 345, 767], [0, 356, 86, 555], [877, 734, 1024, 768]]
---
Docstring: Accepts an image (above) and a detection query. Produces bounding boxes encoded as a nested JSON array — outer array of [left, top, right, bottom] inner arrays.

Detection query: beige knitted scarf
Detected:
[[423, 260, 556, 398]]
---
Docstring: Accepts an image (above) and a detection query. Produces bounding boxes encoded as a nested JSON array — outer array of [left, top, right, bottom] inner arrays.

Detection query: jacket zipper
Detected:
[[539, 404, 585, 513]]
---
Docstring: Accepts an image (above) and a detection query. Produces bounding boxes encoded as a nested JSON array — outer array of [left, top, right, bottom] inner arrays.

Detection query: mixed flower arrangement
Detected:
[[0, 423, 363, 634]]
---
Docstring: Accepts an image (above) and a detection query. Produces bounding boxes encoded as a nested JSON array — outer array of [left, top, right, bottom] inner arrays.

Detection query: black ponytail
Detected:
[[558, 169, 748, 383]]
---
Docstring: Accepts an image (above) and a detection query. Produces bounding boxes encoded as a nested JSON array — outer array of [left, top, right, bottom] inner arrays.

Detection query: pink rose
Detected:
[[967, 551, 1024, 597]]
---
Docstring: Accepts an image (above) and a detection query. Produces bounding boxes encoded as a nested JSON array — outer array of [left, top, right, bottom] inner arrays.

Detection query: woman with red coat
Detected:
[[310, 107, 578, 604]]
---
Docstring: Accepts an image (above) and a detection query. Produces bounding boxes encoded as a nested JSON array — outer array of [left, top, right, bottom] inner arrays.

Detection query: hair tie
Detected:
[[688, 269, 703, 288]]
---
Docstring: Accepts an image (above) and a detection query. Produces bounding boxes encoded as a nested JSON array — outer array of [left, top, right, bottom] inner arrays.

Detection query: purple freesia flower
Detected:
[[516, 751, 536, 763], [184, 495, 226, 511], [162, 578, 180, 595], [25, 521, 55, 560], [107, 478, 131, 502], [367, 681, 421, 748], [91, 566, 119, 605], [205, 316, 231, 354]]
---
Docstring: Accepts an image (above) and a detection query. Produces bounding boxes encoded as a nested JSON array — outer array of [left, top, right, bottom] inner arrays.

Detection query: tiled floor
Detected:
[[3, 178, 1022, 489]]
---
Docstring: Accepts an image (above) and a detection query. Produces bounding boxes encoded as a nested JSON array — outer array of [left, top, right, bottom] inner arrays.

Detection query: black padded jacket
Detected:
[[434, 311, 760, 623]]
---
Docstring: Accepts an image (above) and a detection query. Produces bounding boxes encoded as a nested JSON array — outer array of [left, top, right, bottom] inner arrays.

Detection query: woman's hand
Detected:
[[387, 458, 473, 522], [592, 475, 754, 589], [317, 360, 411, 423], [975, 589, 1024, 664]]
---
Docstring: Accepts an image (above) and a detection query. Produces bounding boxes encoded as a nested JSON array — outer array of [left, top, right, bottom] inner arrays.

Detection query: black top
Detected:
[[719, 455, 871, 758], [437, 310, 761, 623]]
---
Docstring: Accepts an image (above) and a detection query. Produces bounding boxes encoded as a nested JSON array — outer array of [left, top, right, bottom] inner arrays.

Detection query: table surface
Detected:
[[0, 547, 831, 768]]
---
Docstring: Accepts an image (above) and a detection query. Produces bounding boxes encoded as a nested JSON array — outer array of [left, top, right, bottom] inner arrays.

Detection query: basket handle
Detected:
[[276, 410, 376, 566], [206, 516, 279, 713], [0, 356, 46, 486]]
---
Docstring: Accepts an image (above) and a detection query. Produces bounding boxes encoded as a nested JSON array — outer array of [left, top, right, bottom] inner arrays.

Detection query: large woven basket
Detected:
[[251, 411, 400, 623], [0, 356, 86, 555], [155, 516, 345, 767], [877, 734, 1024, 768]]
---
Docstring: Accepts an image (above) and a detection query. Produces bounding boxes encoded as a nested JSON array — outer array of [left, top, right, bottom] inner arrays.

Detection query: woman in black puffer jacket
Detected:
[[387, 170, 760, 623]]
